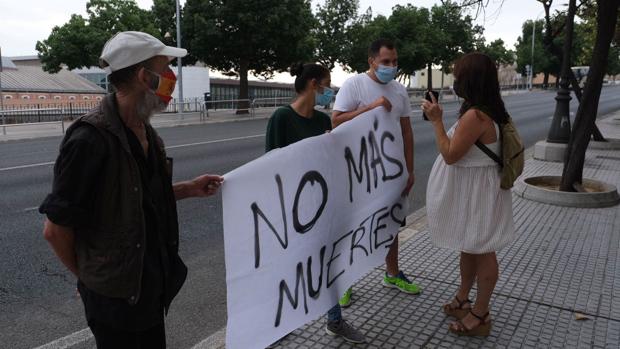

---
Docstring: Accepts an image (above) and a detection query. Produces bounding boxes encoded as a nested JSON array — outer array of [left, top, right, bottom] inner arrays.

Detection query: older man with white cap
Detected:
[[39, 31, 223, 348]]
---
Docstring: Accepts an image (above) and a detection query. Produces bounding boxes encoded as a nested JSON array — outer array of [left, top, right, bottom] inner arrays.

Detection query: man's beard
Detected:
[[136, 91, 168, 124]]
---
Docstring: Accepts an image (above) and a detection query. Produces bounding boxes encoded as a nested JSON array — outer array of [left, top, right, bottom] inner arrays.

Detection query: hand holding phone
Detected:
[[422, 90, 439, 121]]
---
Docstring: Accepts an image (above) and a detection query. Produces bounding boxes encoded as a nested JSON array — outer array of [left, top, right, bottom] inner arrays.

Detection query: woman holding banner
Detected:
[[422, 53, 515, 337], [264, 63, 366, 345]]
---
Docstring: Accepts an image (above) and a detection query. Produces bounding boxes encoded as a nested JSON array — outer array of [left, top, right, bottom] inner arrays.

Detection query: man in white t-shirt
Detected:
[[332, 38, 420, 307]]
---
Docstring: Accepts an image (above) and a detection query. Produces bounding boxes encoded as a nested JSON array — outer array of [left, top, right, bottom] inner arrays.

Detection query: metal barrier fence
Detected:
[[0, 103, 99, 124]]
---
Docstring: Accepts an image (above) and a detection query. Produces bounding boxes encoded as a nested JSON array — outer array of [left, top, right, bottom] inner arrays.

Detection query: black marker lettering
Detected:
[[349, 226, 369, 265], [373, 209, 393, 249], [368, 130, 387, 189], [251, 174, 287, 269], [307, 246, 326, 299], [326, 230, 354, 288], [344, 138, 370, 202], [381, 131, 404, 180], [292, 171, 328, 234], [274, 262, 308, 327]]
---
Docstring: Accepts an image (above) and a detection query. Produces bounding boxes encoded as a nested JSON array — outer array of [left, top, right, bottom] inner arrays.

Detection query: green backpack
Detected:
[[475, 117, 525, 190]]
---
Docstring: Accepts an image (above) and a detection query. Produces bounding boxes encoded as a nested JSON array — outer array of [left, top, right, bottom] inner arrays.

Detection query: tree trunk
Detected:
[[568, 69, 607, 142], [237, 58, 250, 115], [440, 70, 445, 99], [543, 71, 550, 88], [560, 0, 620, 191], [427, 64, 433, 90]]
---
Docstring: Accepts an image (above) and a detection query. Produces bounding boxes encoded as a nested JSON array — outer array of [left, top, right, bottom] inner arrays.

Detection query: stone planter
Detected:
[[590, 139, 620, 150], [533, 141, 567, 162], [513, 176, 620, 208]]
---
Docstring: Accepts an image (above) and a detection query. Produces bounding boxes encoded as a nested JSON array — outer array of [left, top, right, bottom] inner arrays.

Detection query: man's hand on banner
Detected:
[[192, 174, 224, 197], [174, 174, 224, 200], [401, 172, 415, 197], [371, 96, 392, 112]]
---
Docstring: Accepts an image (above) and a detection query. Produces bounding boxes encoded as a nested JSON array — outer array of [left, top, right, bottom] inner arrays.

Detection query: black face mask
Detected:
[[453, 80, 465, 98]]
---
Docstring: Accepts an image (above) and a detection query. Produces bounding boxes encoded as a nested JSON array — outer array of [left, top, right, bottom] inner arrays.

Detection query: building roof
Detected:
[[1, 56, 18, 71], [10, 55, 40, 61], [0, 64, 106, 94]]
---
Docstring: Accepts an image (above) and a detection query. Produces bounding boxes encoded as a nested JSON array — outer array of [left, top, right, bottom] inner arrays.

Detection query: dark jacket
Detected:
[[65, 94, 186, 306]]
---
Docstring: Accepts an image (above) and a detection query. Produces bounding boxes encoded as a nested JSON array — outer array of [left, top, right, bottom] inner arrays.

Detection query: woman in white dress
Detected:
[[421, 53, 515, 337]]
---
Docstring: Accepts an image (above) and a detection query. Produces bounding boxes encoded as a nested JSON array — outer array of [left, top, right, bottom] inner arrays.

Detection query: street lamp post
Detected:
[[529, 11, 545, 90], [175, 0, 183, 113], [530, 20, 536, 90], [546, 0, 576, 144], [0, 46, 5, 134]]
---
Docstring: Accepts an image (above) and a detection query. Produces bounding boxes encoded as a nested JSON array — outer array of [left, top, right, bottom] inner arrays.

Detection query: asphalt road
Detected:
[[1, 86, 620, 349]]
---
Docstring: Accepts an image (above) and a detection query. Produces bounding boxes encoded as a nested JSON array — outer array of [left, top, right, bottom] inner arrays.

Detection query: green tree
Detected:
[[388, 5, 434, 83], [561, 0, 620, 191], [183, 0, 315, 112], [36, 0, 159, 73], [576, 0, 620, 76], [314, 0, 359, 70], [152, 0, 177, 47], [478, 39, 515, 67], [515, 19, 557, 84], [341, 4, 434, 85], [341, 8, 390, 73], [426, 1, 479, 89]]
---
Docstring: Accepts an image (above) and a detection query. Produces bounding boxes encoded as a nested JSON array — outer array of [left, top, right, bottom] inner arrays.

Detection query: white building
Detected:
[[73, 65, 210, 101], [409, 69, 455, 90], [170, 66, 210, 100]]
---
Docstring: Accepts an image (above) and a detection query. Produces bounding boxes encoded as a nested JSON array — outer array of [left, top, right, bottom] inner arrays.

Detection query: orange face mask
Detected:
[[146, 68, 177, 104]]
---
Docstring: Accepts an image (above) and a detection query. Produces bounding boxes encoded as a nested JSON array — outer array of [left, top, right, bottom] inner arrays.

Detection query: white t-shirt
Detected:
[[333, 73, 412, 119]]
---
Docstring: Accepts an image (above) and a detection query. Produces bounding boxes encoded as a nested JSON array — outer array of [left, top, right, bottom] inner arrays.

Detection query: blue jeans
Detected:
[[327, 304, 342, 323]]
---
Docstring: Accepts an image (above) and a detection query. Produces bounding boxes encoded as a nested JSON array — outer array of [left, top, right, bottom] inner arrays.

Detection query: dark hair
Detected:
[[453, 52, 510, 124], [290, 63, 330, 93], [104, 58, 156, 90], [368, 38, 395, 58]]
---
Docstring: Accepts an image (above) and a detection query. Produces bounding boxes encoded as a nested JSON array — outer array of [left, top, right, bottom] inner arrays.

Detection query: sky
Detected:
[[0, 0, 568, 86]]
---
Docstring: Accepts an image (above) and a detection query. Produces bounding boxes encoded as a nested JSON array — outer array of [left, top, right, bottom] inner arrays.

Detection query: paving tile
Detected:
[[275, 125, 620, 348]]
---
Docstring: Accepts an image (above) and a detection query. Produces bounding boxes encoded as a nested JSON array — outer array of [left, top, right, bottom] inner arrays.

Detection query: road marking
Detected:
[[0, 161, 55, 172], [166, 134, 263, 149], [190, 327, 226, 349], [0, 134, 264, 172], [23, 206, 39, 212], [32, 328, 93, 349]]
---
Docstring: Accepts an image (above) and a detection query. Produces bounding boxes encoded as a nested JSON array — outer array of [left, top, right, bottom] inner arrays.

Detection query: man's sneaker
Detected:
[[338, 287, 353, 308], [325, 319, 366, 344], [382, 270, 421, 294]]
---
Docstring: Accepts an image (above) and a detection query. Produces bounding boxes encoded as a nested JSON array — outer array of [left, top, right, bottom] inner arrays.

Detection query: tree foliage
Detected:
[[515, 19, 559, 77], [36, 0, 159, 73], [314, 0, 359, 70], [341, 1, 479, 87], [478, 39, 515, 67], [151, 0, 177, 47], [183, 0, 315, 104]]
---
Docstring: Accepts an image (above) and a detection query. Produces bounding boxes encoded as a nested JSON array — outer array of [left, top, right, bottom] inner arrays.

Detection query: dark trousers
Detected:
[[89, 321, 166, 349]]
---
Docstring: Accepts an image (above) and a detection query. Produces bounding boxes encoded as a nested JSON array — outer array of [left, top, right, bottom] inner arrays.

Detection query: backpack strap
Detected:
[[475, 141, 503, 167]]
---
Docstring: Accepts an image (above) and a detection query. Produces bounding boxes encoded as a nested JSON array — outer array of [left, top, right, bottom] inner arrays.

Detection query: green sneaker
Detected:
[[338, 287, 353, 308], [383, 271, 421, 294]]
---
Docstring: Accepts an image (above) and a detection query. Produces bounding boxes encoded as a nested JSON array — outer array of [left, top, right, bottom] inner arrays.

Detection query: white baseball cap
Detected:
[[100, 31, 187, 74]]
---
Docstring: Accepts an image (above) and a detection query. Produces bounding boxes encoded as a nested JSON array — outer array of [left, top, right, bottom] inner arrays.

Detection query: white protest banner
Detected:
[[222, 109, 408, 349]]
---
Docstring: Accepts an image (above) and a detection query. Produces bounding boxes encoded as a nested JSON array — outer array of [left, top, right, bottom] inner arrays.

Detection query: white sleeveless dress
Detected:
[[426, 121, 515, 254]]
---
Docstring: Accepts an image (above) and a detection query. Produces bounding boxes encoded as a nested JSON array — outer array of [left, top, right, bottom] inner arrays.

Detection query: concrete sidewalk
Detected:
[[269, 112, 620, 348]]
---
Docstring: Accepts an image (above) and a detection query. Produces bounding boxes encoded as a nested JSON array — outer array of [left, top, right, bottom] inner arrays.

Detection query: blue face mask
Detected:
[[315, 86, 334, 106], [375, 64, 398, 84]]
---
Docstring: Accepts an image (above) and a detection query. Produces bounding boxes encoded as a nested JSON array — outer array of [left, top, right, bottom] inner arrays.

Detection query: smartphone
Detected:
[[423, 90, 439, 121]]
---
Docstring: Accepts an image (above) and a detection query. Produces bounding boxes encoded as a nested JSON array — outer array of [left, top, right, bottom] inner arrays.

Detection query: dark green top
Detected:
[[265, 105, 332, 151]]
